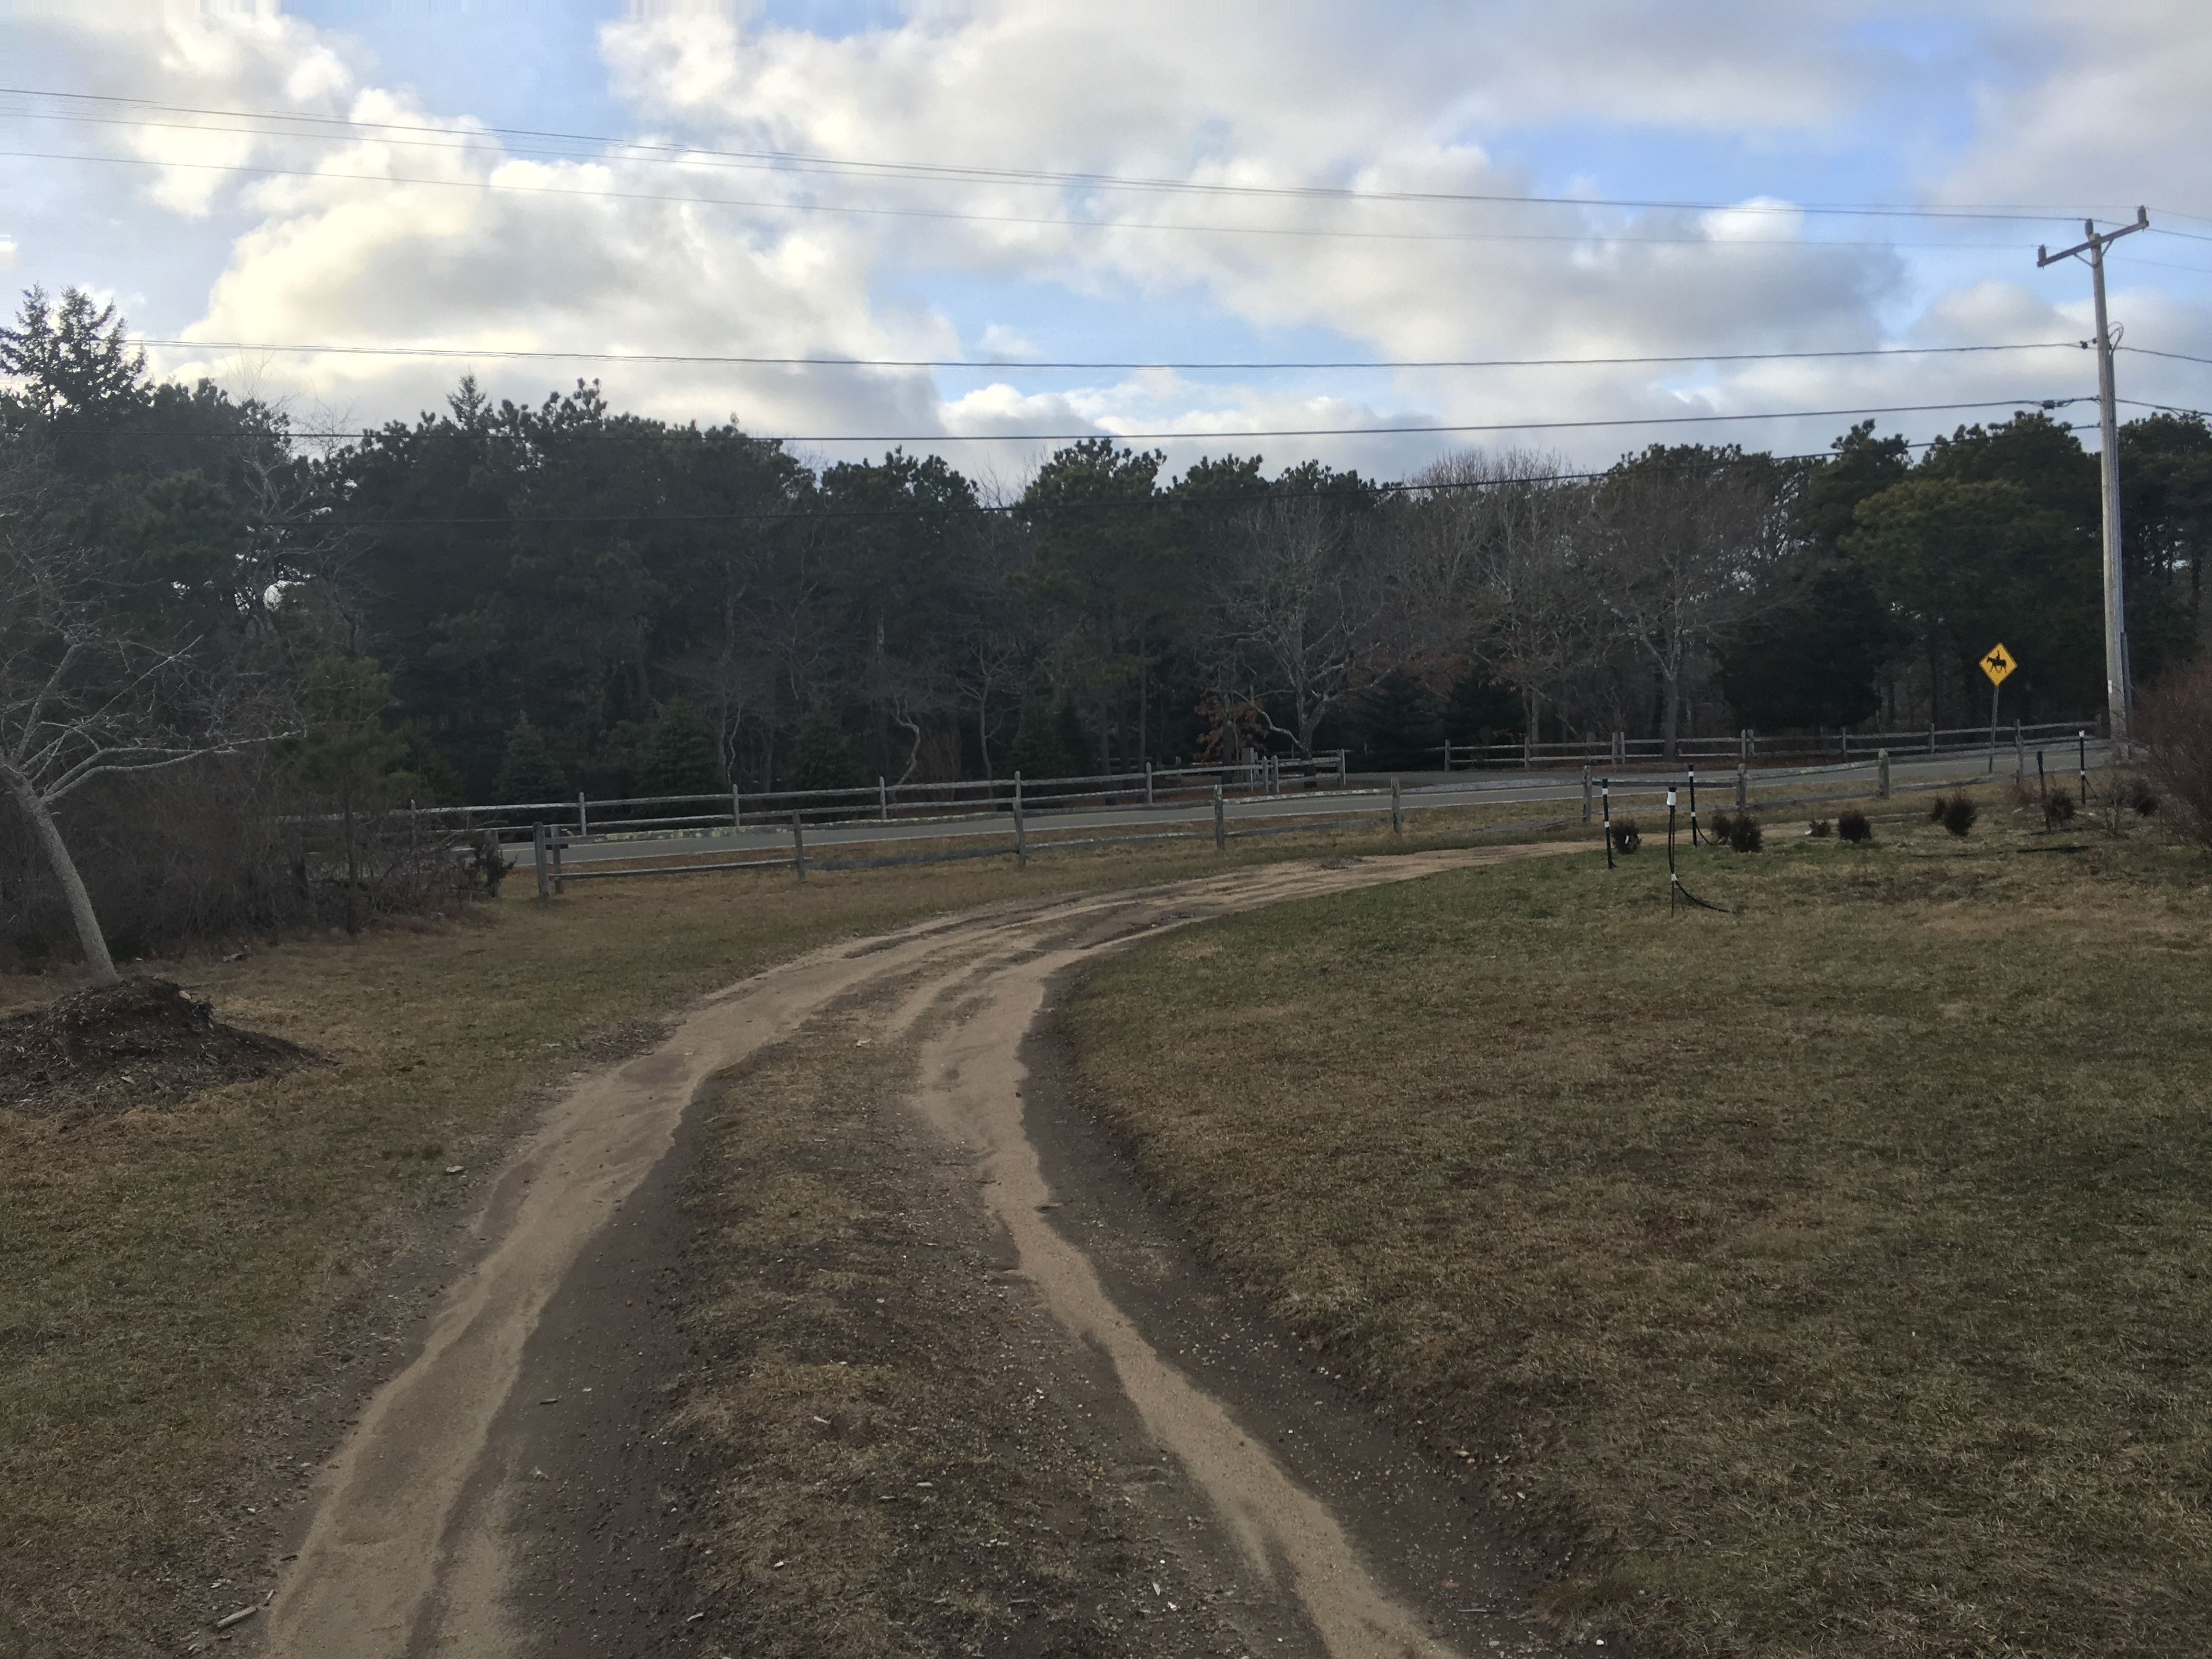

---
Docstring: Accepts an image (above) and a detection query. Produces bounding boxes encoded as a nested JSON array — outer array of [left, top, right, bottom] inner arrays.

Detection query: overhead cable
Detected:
[[0, 88, 2137, 224], [130, 338, 2094, 372], [0, 149, 2065, 251]]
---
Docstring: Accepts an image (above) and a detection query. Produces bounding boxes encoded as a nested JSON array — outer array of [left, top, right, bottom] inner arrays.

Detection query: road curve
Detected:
[[267, 844, 1579, 1658]]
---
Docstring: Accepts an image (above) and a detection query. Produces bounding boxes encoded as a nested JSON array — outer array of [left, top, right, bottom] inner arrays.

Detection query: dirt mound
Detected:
[[0, 977, 316, 1118]]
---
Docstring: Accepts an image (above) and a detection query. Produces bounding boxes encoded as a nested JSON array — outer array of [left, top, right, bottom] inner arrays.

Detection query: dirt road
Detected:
[[266, 846, 1586, 1658]]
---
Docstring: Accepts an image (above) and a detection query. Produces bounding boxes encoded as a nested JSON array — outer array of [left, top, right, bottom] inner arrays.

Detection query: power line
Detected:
[[0, 148, 2060, 252], [70, 396, 2080, 446], [2121, 345, 2212, 368], [0, 88, 2132, 225], [130, 338, 2094, 373], [2118, 397, 2212, 419]]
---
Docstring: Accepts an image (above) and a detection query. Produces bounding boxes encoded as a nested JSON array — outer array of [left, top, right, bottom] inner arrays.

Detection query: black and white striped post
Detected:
[[1666, 785, 1680, 912], [1601, 777, 1614, 870], [1687, 763, 1702, 845]]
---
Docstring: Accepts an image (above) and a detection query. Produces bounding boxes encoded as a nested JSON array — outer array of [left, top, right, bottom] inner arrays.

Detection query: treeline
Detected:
[[9, 285, 2212, 820]]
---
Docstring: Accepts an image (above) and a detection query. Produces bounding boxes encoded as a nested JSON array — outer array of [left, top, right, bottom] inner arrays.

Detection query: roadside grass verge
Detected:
[[1058, 793, 2212, 1657], [0, 804, 1566, 1657]]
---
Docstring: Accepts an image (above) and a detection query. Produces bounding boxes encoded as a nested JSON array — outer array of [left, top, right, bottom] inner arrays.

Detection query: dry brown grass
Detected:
[[675, 1011, 1243, 1657], [1061, 792, 2212, 1658], [0, 803, 1566, 1657]]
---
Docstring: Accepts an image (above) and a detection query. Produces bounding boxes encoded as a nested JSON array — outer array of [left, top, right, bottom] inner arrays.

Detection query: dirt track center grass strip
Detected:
[[0, 805, 1573, 1658], [1059, 796, 2212, 1658]]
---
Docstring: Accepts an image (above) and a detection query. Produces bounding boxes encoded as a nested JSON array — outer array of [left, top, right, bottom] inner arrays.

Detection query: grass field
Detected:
[[0, 802, 1561, 1657], [1059, 791, 2212, 1657]]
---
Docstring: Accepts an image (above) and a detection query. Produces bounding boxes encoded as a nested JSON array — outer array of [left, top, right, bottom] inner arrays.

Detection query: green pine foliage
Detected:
[[788, 707, 866, 793], [1005, 691, 1079, 781], [639, 698, 725, 797], [492, 714, 570, 805], [1356, 671, 1442, 772]]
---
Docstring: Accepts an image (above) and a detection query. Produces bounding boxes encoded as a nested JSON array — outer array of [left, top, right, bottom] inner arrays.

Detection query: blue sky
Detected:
[[3, 1, 2207, 478]]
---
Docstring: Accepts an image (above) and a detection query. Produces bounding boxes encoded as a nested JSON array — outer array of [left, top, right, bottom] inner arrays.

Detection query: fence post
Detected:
[[533, 821, 551, 900], [1736, 757, 1748, 808], [1878, 748, 1891, 799], [578, 790, 589, 838], [1613, 729, 1625, 766], [1390, 774, 1403, 837], [1145, 760, 1154, 808], [1212, 784, 1225, 851], [878, 775, 888, 822], [1442, 737, 1452, 772], [2014, 719, 2024, 782], [1338, 750, 1347, 787], [1581, 764, 1592, 823], [1928, 720, 1936, 755], [1014, 787, 1028, 867], [791, 809, 806, 882], [732, 783, 742, 829]]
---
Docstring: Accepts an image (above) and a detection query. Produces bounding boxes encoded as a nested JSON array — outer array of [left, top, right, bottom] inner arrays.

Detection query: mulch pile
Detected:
[[0, 976, 317, 1119]]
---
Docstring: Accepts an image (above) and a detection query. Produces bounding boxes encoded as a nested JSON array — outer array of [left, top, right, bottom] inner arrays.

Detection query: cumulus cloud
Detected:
[[5, 0, 2205, 472]]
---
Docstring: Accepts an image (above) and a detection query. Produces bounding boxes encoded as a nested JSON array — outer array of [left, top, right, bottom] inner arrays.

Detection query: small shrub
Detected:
[[2141, 658, 2212, 846], [2093, 775, 2157, 839], [1728, 815, 1764, 853], [469, 832, 512, 897], [1611, 818, 1642, 855], [1808, 819, 1833, 839], [2043, 791, 2077, 829], [1941, 794, 1979, 837], [1837, 809, 1873, 844], [1708, 810, 1735, 844]]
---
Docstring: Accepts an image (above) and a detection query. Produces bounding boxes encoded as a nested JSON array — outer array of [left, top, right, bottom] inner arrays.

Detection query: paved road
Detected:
[[544, 741, 2112, 870]]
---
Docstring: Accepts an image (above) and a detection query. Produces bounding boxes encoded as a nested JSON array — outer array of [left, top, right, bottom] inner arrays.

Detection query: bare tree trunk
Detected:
[[5, 772, 118, 985]]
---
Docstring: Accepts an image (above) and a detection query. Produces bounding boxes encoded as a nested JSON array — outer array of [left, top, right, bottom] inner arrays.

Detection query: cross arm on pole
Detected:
[[2038, 207, 2149, 267]]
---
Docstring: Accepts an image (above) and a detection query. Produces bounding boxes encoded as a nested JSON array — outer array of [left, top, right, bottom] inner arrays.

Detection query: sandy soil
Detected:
[[261, 846, 1592, 1658]]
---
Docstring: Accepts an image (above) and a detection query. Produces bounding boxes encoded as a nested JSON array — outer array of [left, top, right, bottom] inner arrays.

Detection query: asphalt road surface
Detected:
[[544, 741, 2112, 870]]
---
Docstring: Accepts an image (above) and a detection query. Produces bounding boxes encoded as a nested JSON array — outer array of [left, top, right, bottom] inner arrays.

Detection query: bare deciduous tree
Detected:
[[1209, 494, 1381, 756], [1594, 449, 1788, 756], [1, 478, 266, 982], [1425, 450, 1602, 748]]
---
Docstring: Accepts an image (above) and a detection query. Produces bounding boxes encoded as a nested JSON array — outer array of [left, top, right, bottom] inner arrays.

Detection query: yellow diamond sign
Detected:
[[1980, 643, 2017, 685]]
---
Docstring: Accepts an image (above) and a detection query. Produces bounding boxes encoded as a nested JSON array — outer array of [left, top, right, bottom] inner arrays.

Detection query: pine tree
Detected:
[[639, 698, 724, 797], [287, 656, 416, 934], [1355, 671, 1441, 772], [1005, 690, 1076, 781], [787, 707, 865, 792], [493, 714, 570, 805]]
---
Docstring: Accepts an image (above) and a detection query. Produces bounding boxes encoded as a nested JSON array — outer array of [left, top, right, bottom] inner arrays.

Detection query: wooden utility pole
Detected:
[[2039, 209, 2148, 743]]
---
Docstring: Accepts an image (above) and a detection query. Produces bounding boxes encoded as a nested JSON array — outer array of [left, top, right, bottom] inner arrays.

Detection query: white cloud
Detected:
[[7, 0, 2206, 475]]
